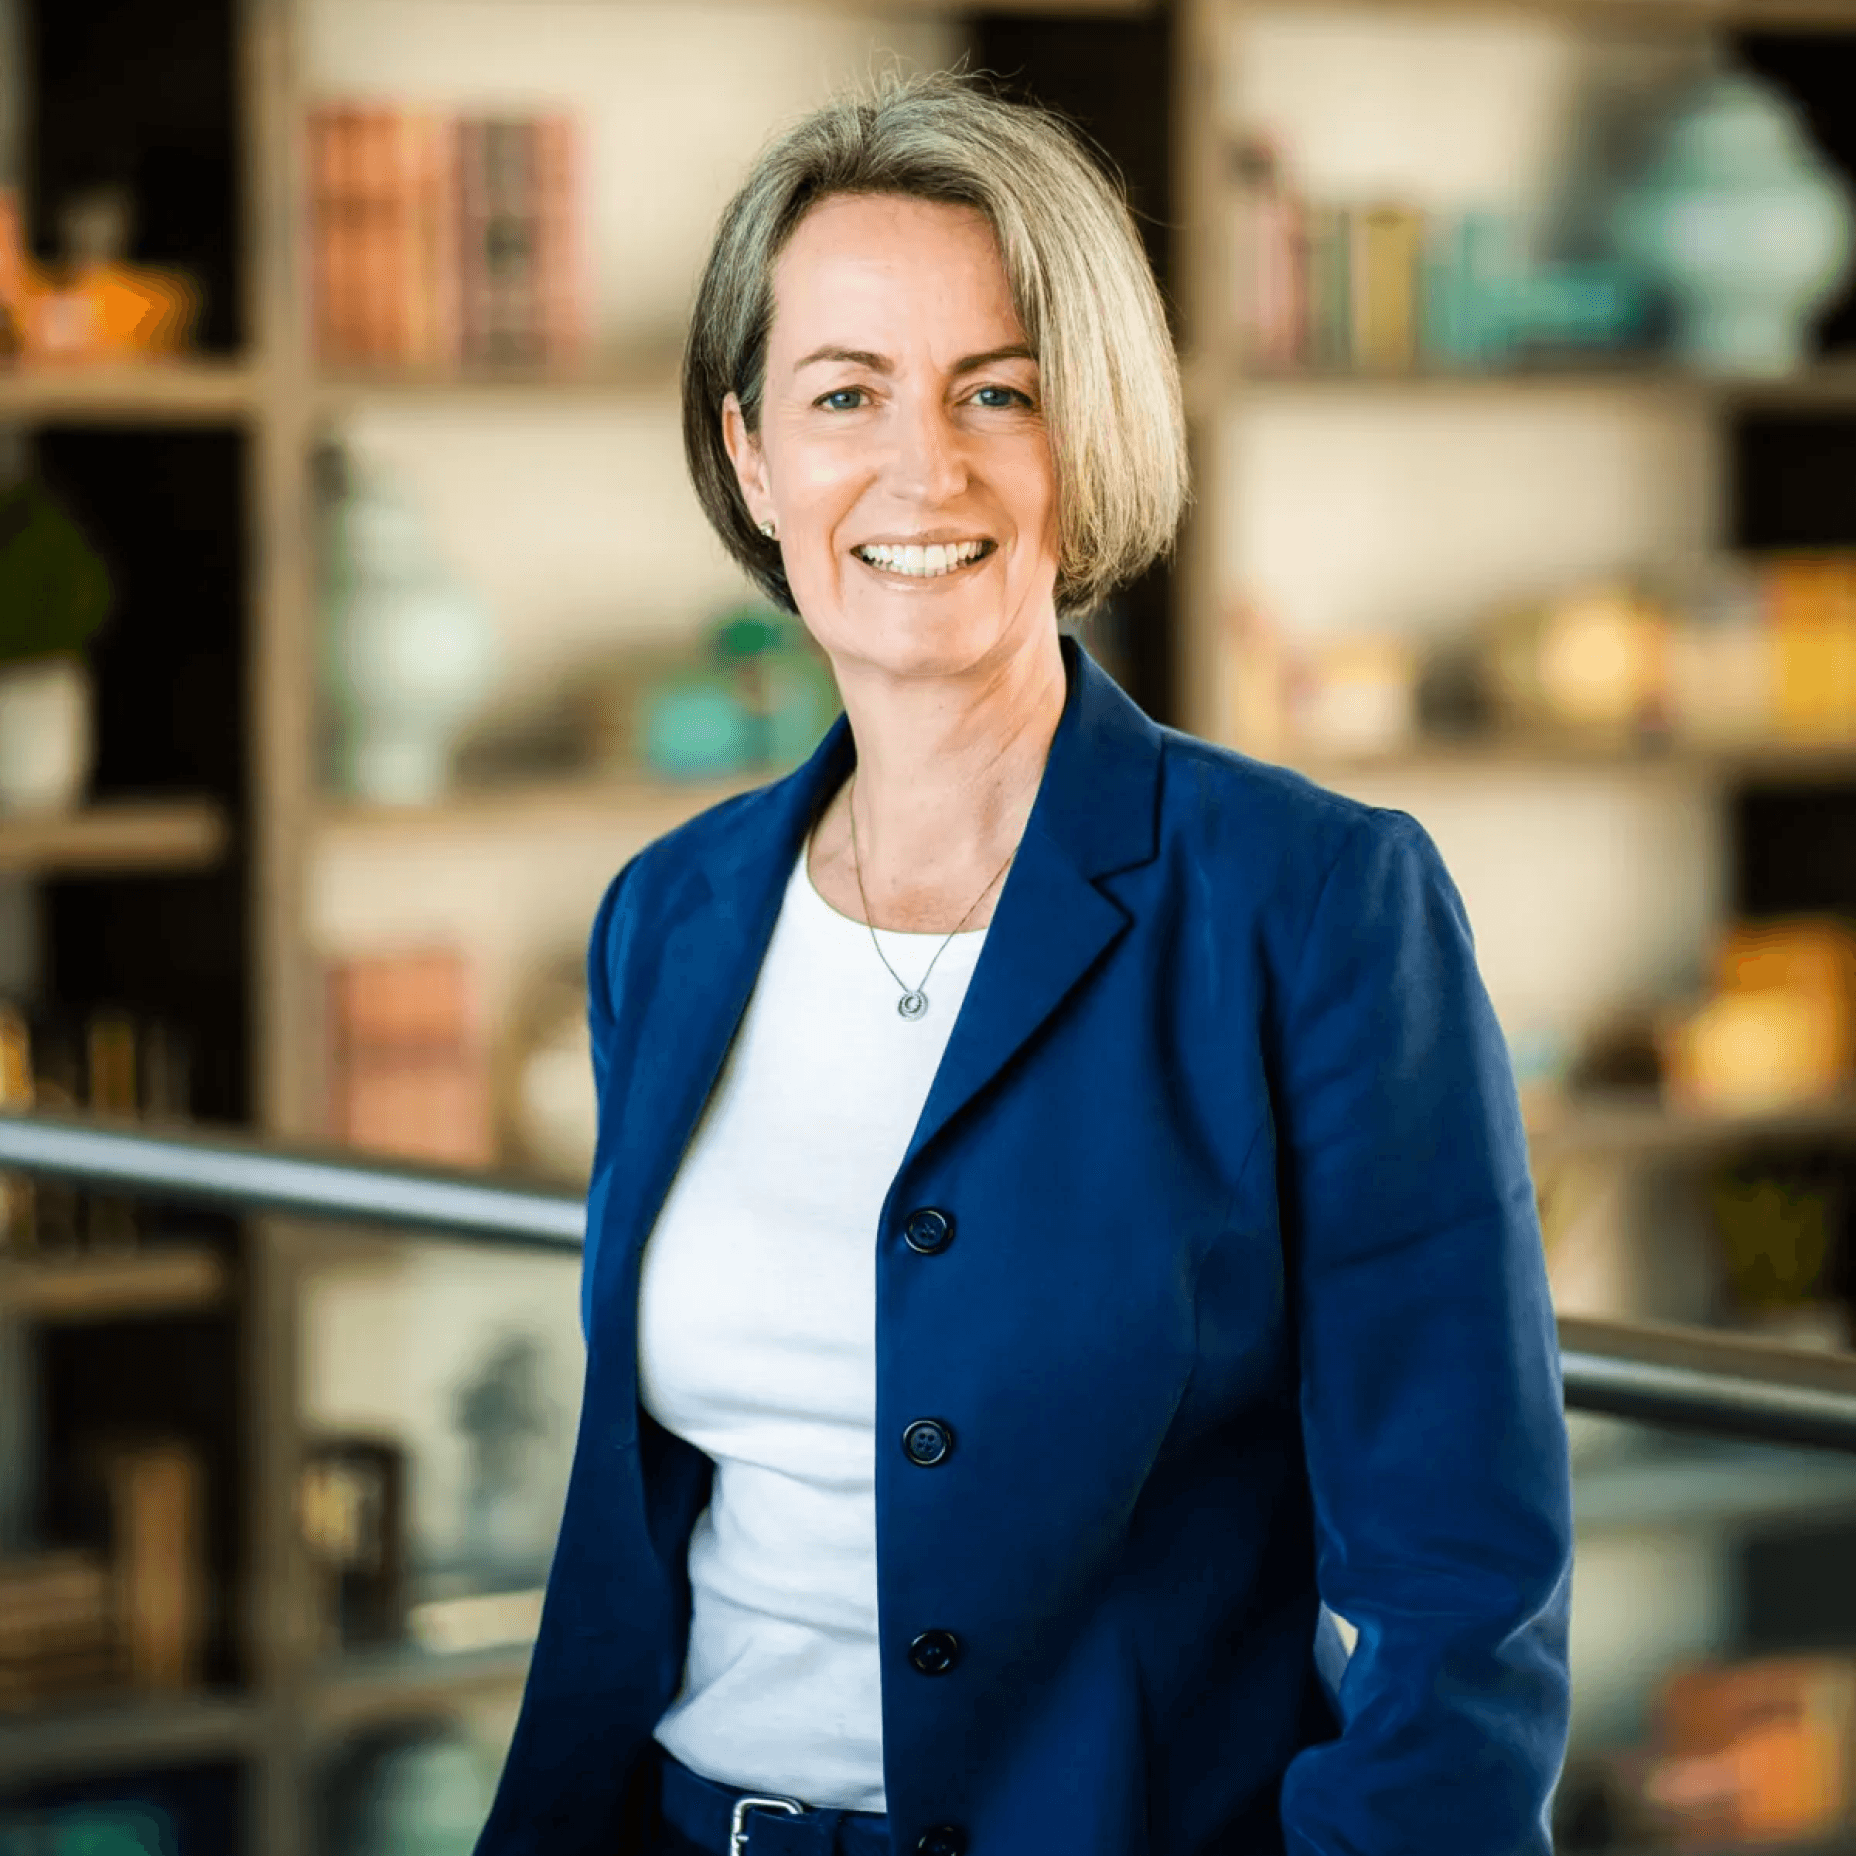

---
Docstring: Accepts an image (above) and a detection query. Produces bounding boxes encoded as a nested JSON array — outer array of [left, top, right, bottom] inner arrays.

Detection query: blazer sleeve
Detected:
[[1275, 811, 1573, 1855], [580, 854, 640, 1345]]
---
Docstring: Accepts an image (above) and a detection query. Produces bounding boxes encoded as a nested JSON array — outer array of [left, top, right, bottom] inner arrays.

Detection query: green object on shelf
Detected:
[[642, 673, 755, 779], [0, 476, 113, 668], [0, 1803, 176, 1856], [711, 604, 795, 662]]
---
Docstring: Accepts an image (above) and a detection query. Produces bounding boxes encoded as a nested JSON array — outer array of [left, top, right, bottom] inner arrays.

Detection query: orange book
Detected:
[[533, 114, 584, 369]]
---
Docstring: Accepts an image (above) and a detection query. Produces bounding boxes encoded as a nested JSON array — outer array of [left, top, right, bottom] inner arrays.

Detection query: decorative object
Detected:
[[1666, 557, 1774, 745], [0, 653, 92, 814], [1610, 72, 1856, 376], [620, 604, 838, 781], [1482, 585, 1671, 740], [320, 465, 500, 805], [299, 1436, 407, 1650], [0, 187, 199, 364], [0, 473, 111, 814], [1660, 917, 1856, 1112], [320, 1722, 497, 1856], [498, 958, 597, 1185], [1291, 635, 1417, 756]]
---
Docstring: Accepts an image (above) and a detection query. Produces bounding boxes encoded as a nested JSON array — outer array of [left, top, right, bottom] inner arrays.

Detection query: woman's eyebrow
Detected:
[[791, 343, 1038, 374]]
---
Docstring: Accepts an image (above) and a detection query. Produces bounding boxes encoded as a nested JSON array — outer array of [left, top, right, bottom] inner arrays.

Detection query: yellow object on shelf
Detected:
[[1486, 584, 1670, 738], [1766, 555, 1856, 742], [1662, 917, 1856, 1112]]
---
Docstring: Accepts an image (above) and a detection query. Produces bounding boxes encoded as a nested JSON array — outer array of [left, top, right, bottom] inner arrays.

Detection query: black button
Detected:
[[903, 1207, 953, 1254], [918, 1829, 968, 1856], [902, 1419, 953, 1467], [908, 1629, 961, 1675]]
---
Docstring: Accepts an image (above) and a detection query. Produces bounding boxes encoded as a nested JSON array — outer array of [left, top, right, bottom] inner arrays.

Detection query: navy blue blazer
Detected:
[[476, 638, 1573, 1856]]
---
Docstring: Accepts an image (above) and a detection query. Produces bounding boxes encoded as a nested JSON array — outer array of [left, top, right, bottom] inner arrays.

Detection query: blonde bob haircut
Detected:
[[682, 69, 1189, 618]]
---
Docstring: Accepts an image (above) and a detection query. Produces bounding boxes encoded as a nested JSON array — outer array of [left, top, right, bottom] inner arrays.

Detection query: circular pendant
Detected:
[[898, 990, 929, 1021]]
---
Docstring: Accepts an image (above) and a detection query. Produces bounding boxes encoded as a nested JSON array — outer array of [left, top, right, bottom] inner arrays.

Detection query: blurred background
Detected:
[[5, 0, 1856, 1849]]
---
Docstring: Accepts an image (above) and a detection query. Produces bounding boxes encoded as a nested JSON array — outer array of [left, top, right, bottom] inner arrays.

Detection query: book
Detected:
[[326, 949, 494, 1165], [1227, 137, 1301, 373], [311, 102, 582, 372], [533, 113, 585, 370], [1350, 204, 1423, 373], [1299, 204, 1351, 372], [106, 1440, 205, 1692]]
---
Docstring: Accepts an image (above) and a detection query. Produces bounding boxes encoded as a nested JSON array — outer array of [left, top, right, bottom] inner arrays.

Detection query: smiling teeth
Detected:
[[857, 540, 987, 577]]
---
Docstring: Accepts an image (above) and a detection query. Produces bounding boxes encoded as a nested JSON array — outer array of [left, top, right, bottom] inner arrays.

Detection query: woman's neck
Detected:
[[808, 630, 1068, 933]]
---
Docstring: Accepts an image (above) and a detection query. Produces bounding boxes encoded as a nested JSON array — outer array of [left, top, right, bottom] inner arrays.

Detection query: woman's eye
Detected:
[[819, 388, 867, 411], [972, 385, 1032, 410]]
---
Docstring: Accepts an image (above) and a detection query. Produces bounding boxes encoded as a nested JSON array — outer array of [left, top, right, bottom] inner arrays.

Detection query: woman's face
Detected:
[[723, 192, 1060, 686]]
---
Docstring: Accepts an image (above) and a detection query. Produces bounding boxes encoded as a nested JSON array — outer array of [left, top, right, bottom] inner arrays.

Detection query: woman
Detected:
[[477, 72, 1572, 1856]]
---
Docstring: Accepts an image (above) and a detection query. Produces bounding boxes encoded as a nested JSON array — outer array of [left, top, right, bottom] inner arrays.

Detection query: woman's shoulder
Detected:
[[1152, 725, 1433, 900]]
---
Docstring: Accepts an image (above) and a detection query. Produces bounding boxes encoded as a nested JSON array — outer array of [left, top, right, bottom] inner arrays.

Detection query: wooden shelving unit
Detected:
[[310, 772, 761, 847], [310, 348, 684, 407], [0, 1693, 267, 1789], [0, 1244, 228, 1322], [1284, 736, 1856, 785], [0, 800, 229, 876], [0, 361, 262, 424], [1530, 1091, 1856, 1164]]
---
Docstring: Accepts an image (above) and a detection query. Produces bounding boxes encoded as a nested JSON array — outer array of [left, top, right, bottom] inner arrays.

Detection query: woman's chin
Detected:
[[807, 602, 1032, 685]]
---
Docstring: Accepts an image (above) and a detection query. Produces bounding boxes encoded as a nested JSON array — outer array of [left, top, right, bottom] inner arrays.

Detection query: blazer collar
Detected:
[[606, 638, 1163, 1306], [705, 631, 1161, 907]]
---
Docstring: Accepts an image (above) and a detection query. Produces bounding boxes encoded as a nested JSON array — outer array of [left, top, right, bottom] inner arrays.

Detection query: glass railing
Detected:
[[4, 1108, 1856, 1855]]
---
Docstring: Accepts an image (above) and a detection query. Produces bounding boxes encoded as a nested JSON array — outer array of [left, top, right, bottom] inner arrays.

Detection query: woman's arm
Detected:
[[580, 854, 642, 1344], [1276, 812, 1573, 1855]]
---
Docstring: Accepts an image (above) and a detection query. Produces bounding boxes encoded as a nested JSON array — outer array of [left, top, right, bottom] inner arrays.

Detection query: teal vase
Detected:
[[1611, 71, 1854, 376]]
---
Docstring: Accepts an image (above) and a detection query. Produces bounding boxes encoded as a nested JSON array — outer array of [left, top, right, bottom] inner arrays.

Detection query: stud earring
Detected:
[[758, 519, 777, 540]]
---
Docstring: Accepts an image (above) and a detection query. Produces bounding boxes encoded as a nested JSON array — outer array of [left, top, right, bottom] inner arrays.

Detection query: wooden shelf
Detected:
[[1230, 0, 1856, 25], [0, 799, 230, 877], [0, 1691, 265, 1785], [1282, 736, 1856, 785], [1187, 356, 1856, 418], [1530, 1091, 1856, 1164], [0, 361, 260, 424], [1575, 1436, 1856, 1532], [0, 1244, 229, 1323], [311, 773, 764, 846], [309, 1643, 532, 1734], [312, 350, 683, 408]]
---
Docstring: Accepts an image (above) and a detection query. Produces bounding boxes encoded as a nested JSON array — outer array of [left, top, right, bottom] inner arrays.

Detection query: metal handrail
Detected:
[[5, 1110, 1856, 1454]]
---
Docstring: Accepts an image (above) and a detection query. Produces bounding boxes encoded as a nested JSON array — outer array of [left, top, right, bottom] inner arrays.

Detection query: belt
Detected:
[[651, 1743, 894, 1856]]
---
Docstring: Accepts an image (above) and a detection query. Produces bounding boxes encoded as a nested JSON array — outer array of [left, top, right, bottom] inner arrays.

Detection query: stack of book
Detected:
[[325, 948, 494, 1166], [1228, 136, 1643, 375], [307, 104, 585, 372], [0, 1001, 192, 1256], [0, 1552, 119, 1711], [0, 1440, 208, 1711]]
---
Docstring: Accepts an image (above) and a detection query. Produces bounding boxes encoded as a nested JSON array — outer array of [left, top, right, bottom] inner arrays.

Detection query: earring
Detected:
[[758, 519, 777, 540]]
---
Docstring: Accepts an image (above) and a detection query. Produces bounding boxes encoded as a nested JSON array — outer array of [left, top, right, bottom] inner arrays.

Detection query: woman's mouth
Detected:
[[851, 539, 995, 580]]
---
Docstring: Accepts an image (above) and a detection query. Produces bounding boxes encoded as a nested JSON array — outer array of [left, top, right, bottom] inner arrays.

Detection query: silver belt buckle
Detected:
[[728, 1792, 806, 1855]]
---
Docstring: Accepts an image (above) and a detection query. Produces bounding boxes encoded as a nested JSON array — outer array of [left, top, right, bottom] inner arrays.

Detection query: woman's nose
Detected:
[[887, 394, 969, 504]]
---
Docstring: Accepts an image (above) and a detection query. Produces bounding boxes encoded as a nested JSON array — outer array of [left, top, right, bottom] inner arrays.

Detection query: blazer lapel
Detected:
[[589, 718, 854, 1341], [906, 639, 1162, 1166]]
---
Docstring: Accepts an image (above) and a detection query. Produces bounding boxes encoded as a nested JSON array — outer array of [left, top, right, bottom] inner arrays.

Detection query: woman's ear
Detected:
[[722, 392, 774, 533]]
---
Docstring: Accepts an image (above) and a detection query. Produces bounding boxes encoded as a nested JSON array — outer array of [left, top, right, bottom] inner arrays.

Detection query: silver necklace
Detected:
[[844, 774, 1017, 1021]]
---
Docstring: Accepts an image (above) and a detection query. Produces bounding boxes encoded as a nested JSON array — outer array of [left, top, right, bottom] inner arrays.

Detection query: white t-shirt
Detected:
[[637, 842, 987, 1812]]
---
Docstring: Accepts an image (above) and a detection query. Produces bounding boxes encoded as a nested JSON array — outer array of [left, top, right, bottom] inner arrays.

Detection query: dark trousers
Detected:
[[638, 1740, 894, 1856]]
